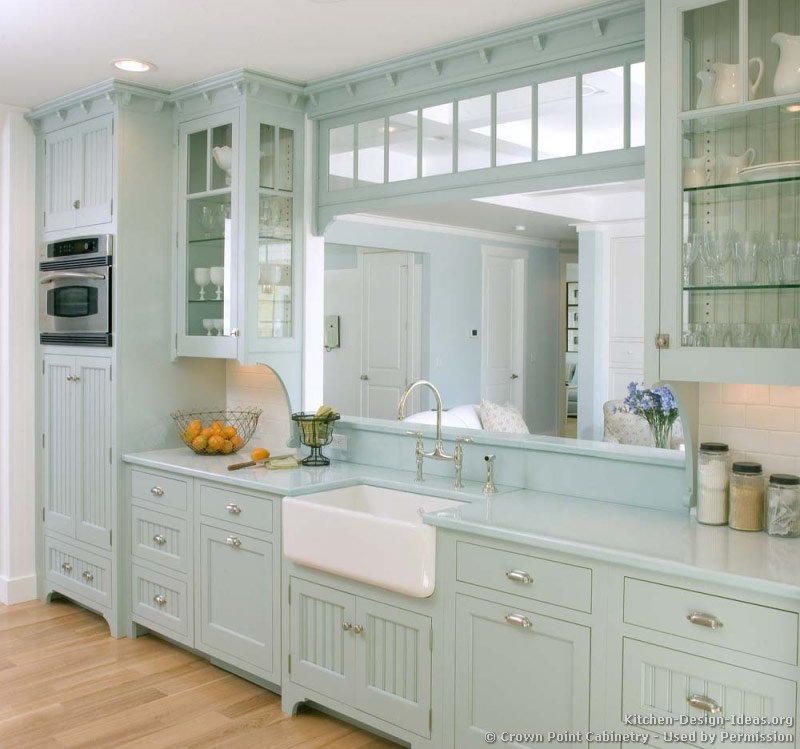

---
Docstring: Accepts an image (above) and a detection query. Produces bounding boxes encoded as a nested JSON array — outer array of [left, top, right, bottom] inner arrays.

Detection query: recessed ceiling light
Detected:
[[514, 225, 527, 231], [111, 59, 156, 73]]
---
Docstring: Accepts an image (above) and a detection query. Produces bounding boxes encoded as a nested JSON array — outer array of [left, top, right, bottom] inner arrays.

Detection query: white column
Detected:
[[0, 105, 37, 604]]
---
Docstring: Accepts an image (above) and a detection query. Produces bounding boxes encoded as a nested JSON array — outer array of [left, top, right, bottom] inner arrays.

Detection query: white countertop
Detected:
[[425, 490, 800, 600], [124, 448, 800, 600]]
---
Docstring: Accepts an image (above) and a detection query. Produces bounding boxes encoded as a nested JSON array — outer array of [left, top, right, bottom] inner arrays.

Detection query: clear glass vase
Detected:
[[649, 419, 673, 449]]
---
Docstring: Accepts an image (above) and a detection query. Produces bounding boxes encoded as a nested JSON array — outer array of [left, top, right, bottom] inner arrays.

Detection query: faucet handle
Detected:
[[406, 430, 423, 437], [484, 453, 496, 463], [456, 435, 474, 444]]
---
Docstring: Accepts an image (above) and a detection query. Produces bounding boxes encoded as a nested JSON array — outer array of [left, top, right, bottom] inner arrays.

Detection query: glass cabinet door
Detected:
[[256, 122, 294, 340], [179, 113, 238, 357]]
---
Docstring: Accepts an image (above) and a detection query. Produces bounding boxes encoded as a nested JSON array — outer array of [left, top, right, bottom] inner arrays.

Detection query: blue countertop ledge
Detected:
[[124, 448, 800, 600], [426, 490, 800, 600]]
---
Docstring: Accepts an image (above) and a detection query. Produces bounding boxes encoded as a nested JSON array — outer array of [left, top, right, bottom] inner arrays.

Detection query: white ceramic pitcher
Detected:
[[772, 33, 800, 95], [696, 70, 716, 108], [717, 148, 756, 183], [683, 156, 713, 187], [710, 59, 764, 105]]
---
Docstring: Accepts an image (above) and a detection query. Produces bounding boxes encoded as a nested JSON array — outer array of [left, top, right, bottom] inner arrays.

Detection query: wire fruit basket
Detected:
[[292, 411, 341, 466], [172, 408, 261, 455]]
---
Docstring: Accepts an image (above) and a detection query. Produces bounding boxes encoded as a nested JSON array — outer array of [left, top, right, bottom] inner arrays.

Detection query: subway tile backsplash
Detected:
[[699, 383, 800, 476], [226, 361, 294, 452]]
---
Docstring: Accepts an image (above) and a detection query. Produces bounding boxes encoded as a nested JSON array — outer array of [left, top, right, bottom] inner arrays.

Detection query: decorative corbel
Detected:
[[385, 72, 397, 88], [153, 99, 166, 113], [247, 81, 260, 96], [56, 108, 69, 122], [478, 47, 491, 65], [532, 34, 545, 51], [80, 100, 92, 114], [288, 92, 299, 107], [202, 90, 214, 105], [431, 60, 442, 76], [174, 99, 184, 113], [344, 82, 355, 97], [591, 18, 605, 37], [308, 93, 319, 107], [233, 80, 247, 96]]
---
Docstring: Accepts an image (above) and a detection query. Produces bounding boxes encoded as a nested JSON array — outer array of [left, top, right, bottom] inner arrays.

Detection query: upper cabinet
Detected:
[[173, 76, 304, 405], [43, 114, 114, 233], [653, 0, 800, 384]]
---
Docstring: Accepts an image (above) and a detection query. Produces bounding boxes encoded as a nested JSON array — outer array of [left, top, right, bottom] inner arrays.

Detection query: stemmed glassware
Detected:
[[202, 318, 214, 336], [209, 267, 224, 300], [734, 231, 761, 285], [193, 267, 210, 301], [682, 234, 703, 286], [700, 231, 733, 285]]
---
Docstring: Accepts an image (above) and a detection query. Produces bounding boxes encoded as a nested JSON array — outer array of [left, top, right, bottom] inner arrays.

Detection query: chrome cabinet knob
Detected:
[[353, 624, 364, 635], [505, 613, 532, 628], [81, 570, 94, 582], [687, 611, 723, 630], [150, 486, 165, 497], [226, 536, 242, 548], [506, 570, 533, 584], [511, 373, 519, 380], [360, 375, 369, 380], [61, 562, 73, 573], [72, 375, 80, 381], [341, 622, 352, 631], [687, 694, 722, 714], [153, 534, 167, 546], [226, 503, 241, 515], [153, 594, 167, 606], [73, 199, 80, 209], [66, 374, 73, 381], [230, 328, 240, 337]]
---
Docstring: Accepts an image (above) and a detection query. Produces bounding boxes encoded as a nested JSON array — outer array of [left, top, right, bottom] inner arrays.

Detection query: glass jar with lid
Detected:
[[766, 474, 800, 538], [729, 462, 764, 531], [696, 442, 729, 525]]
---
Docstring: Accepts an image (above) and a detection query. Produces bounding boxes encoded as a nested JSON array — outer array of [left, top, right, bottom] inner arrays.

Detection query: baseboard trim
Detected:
[[0, 574, 38, 605]]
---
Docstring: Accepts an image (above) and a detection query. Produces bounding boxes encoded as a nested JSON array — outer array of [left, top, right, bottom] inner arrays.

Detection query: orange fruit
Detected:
[[220, 439, 234, 455], [201, 427, 214, 438], [222, 425, 237, 440], [250, 447, 269, 461], [188, 419, 203, 432], [208, 434, 224, 452], [211, 420, 224, 434], [191, 434, 208, 451], [231, 435, 244, 450]]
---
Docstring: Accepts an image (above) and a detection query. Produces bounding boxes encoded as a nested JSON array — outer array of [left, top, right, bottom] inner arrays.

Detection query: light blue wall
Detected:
[[324, 220, 560, 435]]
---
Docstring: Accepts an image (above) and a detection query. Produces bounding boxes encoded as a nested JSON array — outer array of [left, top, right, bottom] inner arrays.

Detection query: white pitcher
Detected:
[[683, 155, 712, 188], [710, 60, 764, 105], [696, 70, 716, 108], [772, 33, 800, 95], [717, 148, 756, 183]]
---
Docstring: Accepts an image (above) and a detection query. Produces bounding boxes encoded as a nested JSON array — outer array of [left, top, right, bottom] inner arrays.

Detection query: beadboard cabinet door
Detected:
[[43, 114, 113, 233], [198, 524, 273, 674], [454, 594, 590, 748]]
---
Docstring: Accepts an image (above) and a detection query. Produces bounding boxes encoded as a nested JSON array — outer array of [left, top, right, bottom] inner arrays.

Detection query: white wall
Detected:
[[0, 106, 36, 604]]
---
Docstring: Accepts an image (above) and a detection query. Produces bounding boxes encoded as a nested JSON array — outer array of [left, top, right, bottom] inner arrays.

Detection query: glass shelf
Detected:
[[684, 175, 800, 192], [684, 283, 800, 292], [188, 298, 224, 303], [188, 236, 225, 244]]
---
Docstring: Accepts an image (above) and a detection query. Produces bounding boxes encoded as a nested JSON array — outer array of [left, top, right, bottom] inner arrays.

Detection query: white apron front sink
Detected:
[[282, 484, 462, 598]]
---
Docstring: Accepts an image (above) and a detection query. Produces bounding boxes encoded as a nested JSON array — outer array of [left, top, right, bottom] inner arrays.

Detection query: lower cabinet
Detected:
[[454, 594, 590, 749], [198, 523, 274, 676], [289, 577, 433, 738]]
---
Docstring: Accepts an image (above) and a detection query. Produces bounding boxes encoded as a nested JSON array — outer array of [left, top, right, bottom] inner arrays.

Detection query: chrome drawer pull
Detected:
[[153, 594, 167, 606], [81, 570, 94, 582], [226, 503, 242, 515], [226, 536, 242, 548], [687, 611, 723, 630], [506, 569, 533, 584], [505, 613, 532, 629], [353, 624, 364, 635], [341, 622, 353, 631], [150, 486, 164, 497], [152, 534, 167, 546], [61, 562, 73, 573], [687, 694, 723, 714]]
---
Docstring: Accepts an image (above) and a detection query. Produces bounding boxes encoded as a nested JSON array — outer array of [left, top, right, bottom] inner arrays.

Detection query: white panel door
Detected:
[[75, 356, 113, 549], [360, 252, 411, 419], [75, 115, 113, 228], [44, 126, 78, 232], [481, 251, 525, 411], [42, 354, 77, 537]]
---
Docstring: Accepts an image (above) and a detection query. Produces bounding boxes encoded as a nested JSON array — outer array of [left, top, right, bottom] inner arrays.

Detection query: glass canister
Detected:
[[728, 461, 764, 531], [766, 474, 800, 538], [696, 442, 729, 525]]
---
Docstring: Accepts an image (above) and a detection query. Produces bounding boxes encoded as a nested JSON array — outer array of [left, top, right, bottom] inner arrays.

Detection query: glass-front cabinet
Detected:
[[658, 0, 800, 384], [174, 81, 304, 403]]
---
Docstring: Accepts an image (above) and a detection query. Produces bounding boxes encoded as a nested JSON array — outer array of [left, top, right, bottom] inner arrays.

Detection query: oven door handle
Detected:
[[40, 271, 107, 284]]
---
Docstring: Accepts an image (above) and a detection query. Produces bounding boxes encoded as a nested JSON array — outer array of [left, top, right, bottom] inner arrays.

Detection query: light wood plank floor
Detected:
[[0, 599, 399, 749]]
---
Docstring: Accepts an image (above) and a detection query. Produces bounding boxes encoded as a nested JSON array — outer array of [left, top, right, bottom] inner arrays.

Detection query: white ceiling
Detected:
[[0, 0, 599, 109], [363, 181, 645, 242]]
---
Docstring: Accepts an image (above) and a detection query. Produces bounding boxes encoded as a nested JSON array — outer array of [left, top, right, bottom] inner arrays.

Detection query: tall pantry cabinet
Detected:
[[31, 82, 226, 636]]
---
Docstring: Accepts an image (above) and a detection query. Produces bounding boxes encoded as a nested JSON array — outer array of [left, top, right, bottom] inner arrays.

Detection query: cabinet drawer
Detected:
[[199, 484, 273, 534], [624, 577, 798, 665], [130, 468, 188, 513], [130, 507, 189, 574], [609, 340, 644, 365], [623, 639, 796, 748], [45, 535, 111, 608], [456, 542, 592, 613], [132, 564, 189, 639]]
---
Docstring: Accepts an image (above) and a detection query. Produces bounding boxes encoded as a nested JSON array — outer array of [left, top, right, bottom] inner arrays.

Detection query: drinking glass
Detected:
[[202, 318, 214, 336], [701, 231, 733, 285], [763, 234, 792, 285], [193, 267, 210, 301], [704, 322, 729, 347], [683, 234, 703, 286], [783, 319, 800, 348], [762, 322, 789, 348], [782, 240, 800, 284], [213, 318, 224, 336], [734, 232, 761, 285], [731, 322, 755, 348], [209, 267, 224, 300], [200, 206, 216, 239]]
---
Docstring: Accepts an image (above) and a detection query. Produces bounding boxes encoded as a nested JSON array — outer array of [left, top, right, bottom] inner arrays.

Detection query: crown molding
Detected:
[[336, 212, 560, 249], [169, 68, 306, 109]]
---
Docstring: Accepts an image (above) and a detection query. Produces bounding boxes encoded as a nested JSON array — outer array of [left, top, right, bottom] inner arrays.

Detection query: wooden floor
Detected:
[[0, 599, 399, 749]]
